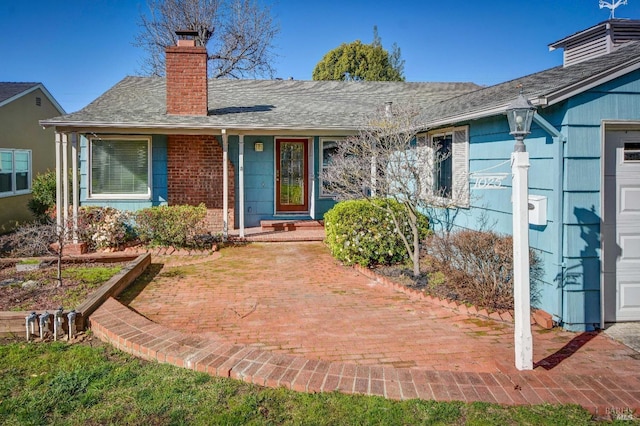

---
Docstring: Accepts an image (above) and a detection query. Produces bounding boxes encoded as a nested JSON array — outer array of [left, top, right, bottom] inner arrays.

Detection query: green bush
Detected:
[[134, 204, 209, 248], [324, 199, 429, 267], [27, 170, 58, 222]]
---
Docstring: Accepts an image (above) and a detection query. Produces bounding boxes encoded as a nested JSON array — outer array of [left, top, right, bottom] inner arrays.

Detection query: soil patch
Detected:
[[372, 263, 468, 303], [371, 254, 514, 312], [0, 261, 123, 311]]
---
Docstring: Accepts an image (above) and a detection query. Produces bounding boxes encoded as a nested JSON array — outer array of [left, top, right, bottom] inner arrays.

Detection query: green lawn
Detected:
[[0, 341, 633, 425]]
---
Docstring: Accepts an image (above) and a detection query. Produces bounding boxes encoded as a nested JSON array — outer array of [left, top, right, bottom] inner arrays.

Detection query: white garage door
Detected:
[[604, 130, 640, 322]]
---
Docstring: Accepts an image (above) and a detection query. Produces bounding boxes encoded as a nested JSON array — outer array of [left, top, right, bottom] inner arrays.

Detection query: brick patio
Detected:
[[89, 241, 640, 416]]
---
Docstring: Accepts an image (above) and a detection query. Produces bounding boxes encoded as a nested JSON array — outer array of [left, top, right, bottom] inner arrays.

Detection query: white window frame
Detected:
[[319, 137, 343, 198], [88, 135, 152, 200], [419, 125, 469, 208], [0, 149, 32, 198]]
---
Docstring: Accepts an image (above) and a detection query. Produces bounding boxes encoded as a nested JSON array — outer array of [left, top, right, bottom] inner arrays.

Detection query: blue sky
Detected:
[[1, 0, 639, 113]]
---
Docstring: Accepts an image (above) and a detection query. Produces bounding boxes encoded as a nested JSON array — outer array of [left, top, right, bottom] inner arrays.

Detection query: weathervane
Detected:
[[599, 0, 628, 19]]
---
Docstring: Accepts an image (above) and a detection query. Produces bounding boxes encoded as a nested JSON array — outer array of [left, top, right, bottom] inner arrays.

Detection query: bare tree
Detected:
[[135, 0, 279, 78], [322, 103, 466, 277]]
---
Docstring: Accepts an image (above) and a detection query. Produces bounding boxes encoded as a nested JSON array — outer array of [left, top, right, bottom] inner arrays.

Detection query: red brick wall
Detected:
[[167, 135, 235, 232], [165, 45, 208, 116]]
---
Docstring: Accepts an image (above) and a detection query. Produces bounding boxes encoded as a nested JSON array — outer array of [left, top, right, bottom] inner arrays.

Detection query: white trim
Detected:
[[0, 148, 32, 198], [71, 133, 79, 243], [239, 134, 245, 238], [309, 138, 315, 219], [40, 121, 362, 135], [222, 130, 229, 239], [600, 121, 640, 327], [318, 137, 344, 198], [62, 133, 69, 226], [87, 135, 152, 200], [420, 125, 469, 208]]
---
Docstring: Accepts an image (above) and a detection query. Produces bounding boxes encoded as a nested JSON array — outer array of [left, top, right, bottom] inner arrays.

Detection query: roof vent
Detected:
[[549, 19, 640, 67]]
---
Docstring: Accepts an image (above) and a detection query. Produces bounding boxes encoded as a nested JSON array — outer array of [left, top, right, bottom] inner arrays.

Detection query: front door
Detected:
[[276, 138, 308, 213], [604, 130, 640, 322]]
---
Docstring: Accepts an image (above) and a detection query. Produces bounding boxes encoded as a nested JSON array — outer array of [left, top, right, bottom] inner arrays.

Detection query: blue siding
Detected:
[[79, 134, 167, 212], [230, 136, 276, 228], [450, 70, 640, 331]]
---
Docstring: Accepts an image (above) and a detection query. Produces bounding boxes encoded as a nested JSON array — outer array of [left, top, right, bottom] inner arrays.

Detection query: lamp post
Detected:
[[506, 90, 536, 371]]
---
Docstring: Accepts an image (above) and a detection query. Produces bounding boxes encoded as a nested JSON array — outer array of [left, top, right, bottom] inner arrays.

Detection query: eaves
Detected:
[[39, 119, 361, 136], [423, 56, 640, 131]]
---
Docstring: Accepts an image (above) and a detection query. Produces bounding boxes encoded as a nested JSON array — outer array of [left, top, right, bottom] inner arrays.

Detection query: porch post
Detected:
[[71, 133, 79, 243], [62, 133, 69, 229], [55, 132, 62, 229], [239, 134, 245, 238], [222, 129, 229, 240]]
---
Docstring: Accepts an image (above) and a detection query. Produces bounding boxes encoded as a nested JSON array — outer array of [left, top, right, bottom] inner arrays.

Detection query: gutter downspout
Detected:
[[533, 113, 566, 326]]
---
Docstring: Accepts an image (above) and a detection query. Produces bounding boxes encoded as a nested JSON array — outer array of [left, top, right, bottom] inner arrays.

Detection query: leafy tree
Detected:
[[135, 0, 279, 78], [312, 27, 404, 81], [322, 103, 466, 277], [28, 170, 59, 222]]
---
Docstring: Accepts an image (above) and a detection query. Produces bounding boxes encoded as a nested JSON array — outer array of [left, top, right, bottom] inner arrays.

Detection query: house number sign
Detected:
[[470, 172, 509, 190]]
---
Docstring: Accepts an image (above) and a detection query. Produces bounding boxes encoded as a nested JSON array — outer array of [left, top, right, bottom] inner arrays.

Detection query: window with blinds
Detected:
[[90, 137, 151, 198]]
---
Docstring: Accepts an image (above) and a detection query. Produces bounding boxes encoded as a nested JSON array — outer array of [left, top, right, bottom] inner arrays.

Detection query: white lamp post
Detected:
[[506, 90, 536, 370]]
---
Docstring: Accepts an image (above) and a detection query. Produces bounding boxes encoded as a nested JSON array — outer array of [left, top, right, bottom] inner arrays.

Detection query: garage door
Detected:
[[604, 130, 640, 322]]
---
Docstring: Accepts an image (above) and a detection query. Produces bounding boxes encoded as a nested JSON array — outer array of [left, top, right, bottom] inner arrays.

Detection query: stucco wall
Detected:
[[0, 88, 61, 232]]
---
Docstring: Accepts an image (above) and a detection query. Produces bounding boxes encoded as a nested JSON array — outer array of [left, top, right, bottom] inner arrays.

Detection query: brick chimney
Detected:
[[165, 30, 208, 115]]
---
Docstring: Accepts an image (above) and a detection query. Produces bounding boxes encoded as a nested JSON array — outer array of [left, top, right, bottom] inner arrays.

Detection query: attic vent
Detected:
[[549, 19, 640, 67], [35, 97, 41, 107]]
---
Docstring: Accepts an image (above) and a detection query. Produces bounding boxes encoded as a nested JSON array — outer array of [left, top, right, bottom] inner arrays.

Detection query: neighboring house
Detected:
[[41, 19, 640, 331], [0, 82, 65, 233]]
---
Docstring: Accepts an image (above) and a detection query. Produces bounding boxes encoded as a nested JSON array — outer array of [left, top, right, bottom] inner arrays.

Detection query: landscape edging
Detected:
[[0, 253, 150, 337]]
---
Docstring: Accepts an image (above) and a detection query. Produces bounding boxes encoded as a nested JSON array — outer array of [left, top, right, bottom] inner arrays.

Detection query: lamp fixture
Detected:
[[505, 89, 536, 152]]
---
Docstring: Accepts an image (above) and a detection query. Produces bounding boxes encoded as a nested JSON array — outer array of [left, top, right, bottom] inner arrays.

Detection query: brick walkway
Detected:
[[90, 241, 640, 416]]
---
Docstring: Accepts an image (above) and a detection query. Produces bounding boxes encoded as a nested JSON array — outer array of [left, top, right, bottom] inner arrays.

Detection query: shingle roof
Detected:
[[41, 39, 640, 132], [0, 82, 40, 104], [424, 40, 640, 128], [41, 79, 480, 132]]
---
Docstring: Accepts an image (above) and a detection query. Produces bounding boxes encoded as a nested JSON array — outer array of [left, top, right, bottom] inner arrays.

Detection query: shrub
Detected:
[[324, 199, 430, 267], [78, 207, 135, 250], [27, 170, 58, 222], [0, 222, 58, 257], [423, 229, 542, 311], [134, 204, 209, 248]]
